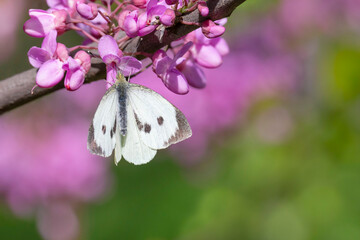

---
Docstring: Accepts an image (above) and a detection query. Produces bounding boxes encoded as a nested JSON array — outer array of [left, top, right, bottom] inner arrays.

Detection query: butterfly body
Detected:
[[88, 75, 192, 165]]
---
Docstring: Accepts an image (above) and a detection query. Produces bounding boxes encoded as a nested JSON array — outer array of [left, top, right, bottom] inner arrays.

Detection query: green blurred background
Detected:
[[1, 0, 360, 239]]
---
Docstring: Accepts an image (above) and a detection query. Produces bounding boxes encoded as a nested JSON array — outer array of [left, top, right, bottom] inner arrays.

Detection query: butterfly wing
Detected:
[[88, 86, 118, 157], [127, 83, 192, 150], [120, 103, 157, 165]]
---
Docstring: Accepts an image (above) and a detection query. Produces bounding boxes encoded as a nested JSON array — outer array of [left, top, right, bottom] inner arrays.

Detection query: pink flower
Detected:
[[123, 10, 141, 37], [28, 30, 90, 90], [23, 9, 68, 38], [186, 28, 229, 68], [152, 42, 193, 94], [177, 59, 207, 89], [132, 0, 147, 8], [28, 30, 67, 87], [165, 0, 178, 5], [47, 0, 84, 16], [198, 2, 209, 17], [0, 93, 110, 238], [98, 35, 142, 87], [0, 0, 25, 63], [76, 2, 98, 20], [201, 19, 225, 38], [63, 50, 91, 91], [123, 0, 168, 37], [160, 9, 176, 26]]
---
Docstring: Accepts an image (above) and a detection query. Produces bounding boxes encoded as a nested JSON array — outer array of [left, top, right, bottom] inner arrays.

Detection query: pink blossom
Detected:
[[177, 59, 207, 89], [123, 10, 141, 37], [198, 2, 209, 17], [0, 0, 25, 63], [201, 19, 226, 38], [24, 9, 68, 38], [132, 0, 147, 8], [98, 35, 142, 87], [28, 30, 90, 90], [28, 30, 67, 87], [47, 0, 84, 16], [160, 9, 176, 26], [123, 0, 168, 37], [165, 0, 178, 5], [186, 29, 229, 68], [63, 50, 91, 91], [152, 42, 193, 94], [0, 89, 110, 238], [76, 2, 98, 20]]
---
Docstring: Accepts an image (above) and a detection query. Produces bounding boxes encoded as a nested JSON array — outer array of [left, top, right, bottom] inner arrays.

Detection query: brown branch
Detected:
[[0, 0, 246, 115]]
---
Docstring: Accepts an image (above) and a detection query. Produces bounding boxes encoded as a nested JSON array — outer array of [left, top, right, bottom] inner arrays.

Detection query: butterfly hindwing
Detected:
[[87, 86, 118, 157], [127, 83, 192, 150], [121, 102, 157, 165]]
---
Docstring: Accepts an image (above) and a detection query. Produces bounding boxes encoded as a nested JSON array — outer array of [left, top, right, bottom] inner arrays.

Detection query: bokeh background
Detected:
[[1, 0, 360, 239]]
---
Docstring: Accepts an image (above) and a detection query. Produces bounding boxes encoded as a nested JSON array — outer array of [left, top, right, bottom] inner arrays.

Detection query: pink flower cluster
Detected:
[[24, 0, 228, 94]]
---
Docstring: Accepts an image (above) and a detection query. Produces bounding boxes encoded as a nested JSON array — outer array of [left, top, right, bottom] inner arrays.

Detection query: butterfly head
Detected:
[[115, 72, 127, 85]]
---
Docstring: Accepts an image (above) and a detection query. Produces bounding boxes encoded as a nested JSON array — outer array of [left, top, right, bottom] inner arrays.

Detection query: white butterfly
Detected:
[[87, 74, 192, 165]]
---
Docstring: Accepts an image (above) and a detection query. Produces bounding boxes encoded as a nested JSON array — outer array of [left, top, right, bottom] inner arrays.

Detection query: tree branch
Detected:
[[0, 0, 246, 115]]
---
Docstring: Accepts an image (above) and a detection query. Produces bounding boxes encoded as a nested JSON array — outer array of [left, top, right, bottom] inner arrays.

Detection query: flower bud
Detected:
[[55, 43, 69, 62], [52, 10, 69, 35], [132, 0, 147, 8], [118, 10, 131, 29], [165, 0, 178, 5], [74, 51, 91, 73], [201, 19, 225, 38], [198, 2, 209, 17], [76, 2, 98, 20], [123, 11, 140, 37], [152, 50, 167, 71], [160, 9, 175, 26]]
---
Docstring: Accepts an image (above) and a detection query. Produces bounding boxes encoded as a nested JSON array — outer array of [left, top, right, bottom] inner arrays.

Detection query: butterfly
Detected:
[[87, 74, 192, 165]]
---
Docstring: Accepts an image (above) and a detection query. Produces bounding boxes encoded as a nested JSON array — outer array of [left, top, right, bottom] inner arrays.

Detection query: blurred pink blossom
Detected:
[[0, 0, 26, 63], [0, 90, 110, 239]]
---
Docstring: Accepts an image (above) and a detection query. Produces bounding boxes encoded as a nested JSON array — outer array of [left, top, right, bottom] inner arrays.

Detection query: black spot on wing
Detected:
[[87, 124, 104, 156], [157, 116, 164, 125], [144, 123, 151, 133], [134, 113, 144, 131], [102, 125, 106, 134], [110, 121, 116, 138]]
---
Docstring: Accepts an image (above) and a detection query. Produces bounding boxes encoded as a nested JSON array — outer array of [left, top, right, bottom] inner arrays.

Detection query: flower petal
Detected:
[[106, 65, 117, 86], [102, 54, 121, 65], [98, 35, 122, 60], [163, 69, 189, 95], [41, 30, 58, 55], [28, 47, 52, 68], [118, 56, 142, 76], [46, 0, 63, 8], [211, 37, 229, 56], [171, 41, 193, 68], [195, 44, 222, 68], [65, 69, 85, 91], [180, 60, 206, 89], [147, 5, 166, 21], [36, 59, 64, 88], [154, 56, 172, 76], [24, 9, 55, 38]]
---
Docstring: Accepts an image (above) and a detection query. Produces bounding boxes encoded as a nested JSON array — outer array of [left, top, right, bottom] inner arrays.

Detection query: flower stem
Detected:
[[70, 25, 100, 43]]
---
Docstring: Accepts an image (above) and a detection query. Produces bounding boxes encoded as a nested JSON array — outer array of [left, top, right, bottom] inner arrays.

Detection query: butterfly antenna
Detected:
[[121, 37, 143, 82]]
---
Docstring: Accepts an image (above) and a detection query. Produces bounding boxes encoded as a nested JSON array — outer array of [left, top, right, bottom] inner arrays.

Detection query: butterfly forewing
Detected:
[[127, 83, 192, 150], [87, 87, 118, 157]]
